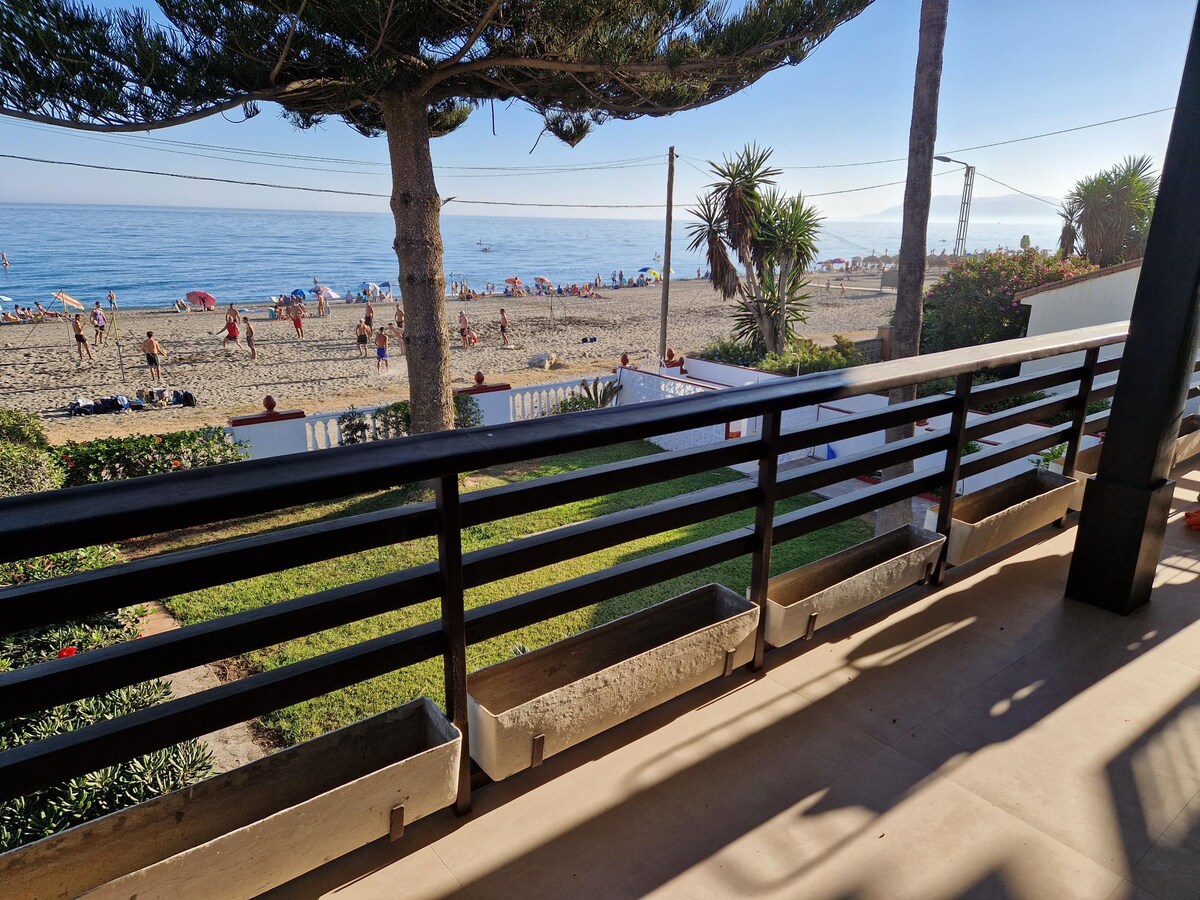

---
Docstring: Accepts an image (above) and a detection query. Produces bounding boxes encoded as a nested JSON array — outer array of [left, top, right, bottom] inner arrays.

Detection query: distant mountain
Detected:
[[858, 192, 1060, 222]]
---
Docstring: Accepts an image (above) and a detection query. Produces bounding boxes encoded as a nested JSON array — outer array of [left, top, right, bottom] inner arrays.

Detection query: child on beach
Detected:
[[71, 314, 93, 362], [90, 302, 107, 346], [242, 316, 258, 360], [142, 331, 167, 382], [374, 327, 389, 372], [499, 308, 510, 347], [217, 317, 243, 351], [355, 319, 371, 357]]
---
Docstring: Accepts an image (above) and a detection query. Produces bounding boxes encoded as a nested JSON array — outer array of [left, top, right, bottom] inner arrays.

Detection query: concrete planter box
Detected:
[[0, 698, 460, 900], [764, 526, 945, 647], [1050, 443, 1103, 511], [925, 469, 1076, 567], [1175, 415, 1200, 466], [468, 583, 757, 781]]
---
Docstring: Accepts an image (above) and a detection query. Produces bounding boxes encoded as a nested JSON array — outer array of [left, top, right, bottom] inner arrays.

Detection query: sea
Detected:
[[0, 202, 1063, 310]]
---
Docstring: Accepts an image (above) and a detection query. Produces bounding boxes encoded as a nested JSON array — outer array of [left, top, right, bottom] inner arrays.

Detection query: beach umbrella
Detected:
[[356, 281, 379, 294], [53, 291, 85, 311], [378, 281, 395, 291], [185, 290, 217, 310], [291, 288, 307, 298], [534, 276, 552, 286], [0, 295, 13, 304], [637, 266, 652, 273], [321, 287, 341, 299], [647, 269, 662, 279], [504, 276, 522, 285]]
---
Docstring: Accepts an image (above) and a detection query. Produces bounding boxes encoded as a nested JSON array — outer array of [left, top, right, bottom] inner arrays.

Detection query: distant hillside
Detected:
[[859, 192, 1060, 222]]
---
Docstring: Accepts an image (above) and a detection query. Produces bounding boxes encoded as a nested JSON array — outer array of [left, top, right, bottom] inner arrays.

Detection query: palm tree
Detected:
[[876, 0, 949, 535], [688, 145, 821, 354], [1058, 156, 1159, 266]]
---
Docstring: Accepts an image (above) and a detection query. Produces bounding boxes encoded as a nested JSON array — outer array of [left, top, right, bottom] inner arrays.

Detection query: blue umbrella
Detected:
[[379, 281, 395, 291], [637, 266, 652, 273], [291, 288, 306, 298]]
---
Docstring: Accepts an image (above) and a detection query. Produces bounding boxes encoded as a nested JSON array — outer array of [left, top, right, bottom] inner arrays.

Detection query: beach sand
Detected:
[[1, 274, 898, 442]]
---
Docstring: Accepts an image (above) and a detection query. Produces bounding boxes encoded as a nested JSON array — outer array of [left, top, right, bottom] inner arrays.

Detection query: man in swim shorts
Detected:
[[71, 314, 93, 362], [374, 327, 389, 372], [290, 302, 304, 338], [90, 301, 107, 346], [499, 308, 510, 347], [141, 331, 167, 382], [355, 319, 370, 357], [219, 317, 242, 351], [242, 316, 257, 360]]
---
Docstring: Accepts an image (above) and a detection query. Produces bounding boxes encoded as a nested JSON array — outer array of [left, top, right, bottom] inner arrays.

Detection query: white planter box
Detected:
[[0, 698, 460, 900], [1175, 415, 1200, 466], [468, 583, 758, 781], [925, 469, 1076, 567], [764, 526, 945, 647], [1050, 443, 1103, 511]]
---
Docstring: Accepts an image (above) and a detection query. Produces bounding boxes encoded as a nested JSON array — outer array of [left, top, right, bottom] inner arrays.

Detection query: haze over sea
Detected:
[[0, 203, 1061, 310]]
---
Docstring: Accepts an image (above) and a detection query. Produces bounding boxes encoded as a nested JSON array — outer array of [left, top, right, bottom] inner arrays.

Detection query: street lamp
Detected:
[[935, 155, 975, 257]]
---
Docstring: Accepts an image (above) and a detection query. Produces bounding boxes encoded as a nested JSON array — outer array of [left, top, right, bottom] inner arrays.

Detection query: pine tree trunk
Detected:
[[380, 93, 454, 434], [876, 0, 949, 536]]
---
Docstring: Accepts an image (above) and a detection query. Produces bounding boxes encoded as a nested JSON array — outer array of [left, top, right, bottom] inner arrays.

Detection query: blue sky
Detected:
[[0, 0, 1191, 219]]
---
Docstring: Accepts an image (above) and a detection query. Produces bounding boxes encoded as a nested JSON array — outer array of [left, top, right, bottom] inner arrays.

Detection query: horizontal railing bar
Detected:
[[0, 502, 438, 635], [0, 620, 446, 802], [1091, 382, 1118, 403], [0, 565, 441, 719], [1084, 410, 1111, 435], [460, 434, 762, 526], [958, 424, 1073, 478], [775, 394, 955, 456], [0, 324, 1130, 563], [464, 528, 755, 644], [968, 363, 1088, 406], [963, 394, 1076, 441], [776, 432, 951, 501], [462, 481, 758, 590], [773, 470, 943, 544], [1095, 356, 1123, 376]]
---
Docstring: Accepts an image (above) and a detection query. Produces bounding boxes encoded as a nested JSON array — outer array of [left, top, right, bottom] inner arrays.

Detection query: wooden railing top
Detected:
[[0, 322, 1129, 563]]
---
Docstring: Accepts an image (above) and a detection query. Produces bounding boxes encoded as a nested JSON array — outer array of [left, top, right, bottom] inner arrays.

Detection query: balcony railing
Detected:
[[0, 322, 1166, 894]]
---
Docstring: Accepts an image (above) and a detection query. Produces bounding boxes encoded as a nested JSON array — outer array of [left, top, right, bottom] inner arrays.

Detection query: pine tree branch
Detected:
[[438, 0, 505, 70], [0, 97, 265, 133], [270, 0, 308, 85]]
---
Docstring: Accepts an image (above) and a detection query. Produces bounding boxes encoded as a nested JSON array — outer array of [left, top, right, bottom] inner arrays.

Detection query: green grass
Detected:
[[163, 442, 873, 746]]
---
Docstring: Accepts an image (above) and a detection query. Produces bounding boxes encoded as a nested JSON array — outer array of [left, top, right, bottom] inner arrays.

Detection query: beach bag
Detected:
[[180, 391, 197, 407]]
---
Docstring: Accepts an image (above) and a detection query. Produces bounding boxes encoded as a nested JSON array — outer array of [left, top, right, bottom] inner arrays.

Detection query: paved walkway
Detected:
[[277, 468, 1200, 900]]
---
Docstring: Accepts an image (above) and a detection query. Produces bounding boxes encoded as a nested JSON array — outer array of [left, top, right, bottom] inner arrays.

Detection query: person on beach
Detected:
[[290, 302, 305, 338], [458, 310, 471, 348], [90, 302, 107, 346], [499, 308, 510, 347], [34, 301, 61, 319], [71, 314, 93, 362], [316, 293, 327, 318], [226, 303, 239, 325], [142, 331, 167, 382], [395, 305, 405, 330], [374, 327, 389, 372], [242, 316, 258, 360], [218, 317, 243, 351], [364, 301, 374, 328], [355, 318, 370, 357], [387, 320, 406, 354], [107, 289, 118, 311]]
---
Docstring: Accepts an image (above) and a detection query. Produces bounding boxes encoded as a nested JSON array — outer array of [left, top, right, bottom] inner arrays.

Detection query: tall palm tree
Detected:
[[877, 0, 950, 535], [1058, 156, 1159, 266], [688, 145, 822, 354]]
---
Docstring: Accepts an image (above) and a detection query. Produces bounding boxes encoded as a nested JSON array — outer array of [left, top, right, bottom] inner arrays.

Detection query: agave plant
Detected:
[[687, 145, 821, 353], [1058, 155, 1159, 266], [580, 377, 622, 408]]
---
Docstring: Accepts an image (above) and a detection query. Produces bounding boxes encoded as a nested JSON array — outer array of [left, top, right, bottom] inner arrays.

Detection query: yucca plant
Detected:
[[687, 145, 821, 353], [1058, 156, 1159, 266]]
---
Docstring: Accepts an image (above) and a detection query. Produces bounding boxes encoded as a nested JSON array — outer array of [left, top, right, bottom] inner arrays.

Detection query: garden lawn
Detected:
[[164, 441, 873, 746]]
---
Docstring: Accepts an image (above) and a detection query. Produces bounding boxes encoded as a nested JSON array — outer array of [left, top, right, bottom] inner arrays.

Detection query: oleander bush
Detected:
[[58, 427, 246, 487], [0, 408, 48, 450]]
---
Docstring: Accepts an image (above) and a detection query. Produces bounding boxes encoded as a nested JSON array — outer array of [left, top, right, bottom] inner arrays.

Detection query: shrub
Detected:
[[553, 377, 623, 415], [58, 427, 246, 487], [0, 549, 212, 852], [694, 337, 766, 368], [921, 249, 1096, 357], [0, 408, 48, 450], [453, 394, 483, 429], [347, 395, 484, 443], [372, 401, 411, 439], [555, 394, 597, 414], [758, 336, 867, 377], [0, 441, 64, 499]]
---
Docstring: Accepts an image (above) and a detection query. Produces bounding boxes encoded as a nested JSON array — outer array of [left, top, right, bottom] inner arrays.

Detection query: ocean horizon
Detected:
[[0, 202, 1063, 311]]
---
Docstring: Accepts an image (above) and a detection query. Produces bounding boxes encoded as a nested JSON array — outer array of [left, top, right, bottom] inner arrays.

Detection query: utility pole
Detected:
[[935, 155, 974, 256], [657, 146, 675, 365]]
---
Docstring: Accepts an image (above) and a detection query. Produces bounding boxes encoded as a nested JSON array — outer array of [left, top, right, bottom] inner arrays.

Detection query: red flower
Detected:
[[171, 459, 182, 468], [155, 436, 163, 443], [57, 646, 78, 658]]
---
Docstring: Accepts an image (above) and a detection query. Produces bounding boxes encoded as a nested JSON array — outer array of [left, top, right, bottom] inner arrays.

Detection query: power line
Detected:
[[975, 171, 1060, 208], [681, 105, 1175, 171]]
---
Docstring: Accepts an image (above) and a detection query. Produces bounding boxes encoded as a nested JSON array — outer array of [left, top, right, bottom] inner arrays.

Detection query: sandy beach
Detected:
[[1, 274, 899, 442]]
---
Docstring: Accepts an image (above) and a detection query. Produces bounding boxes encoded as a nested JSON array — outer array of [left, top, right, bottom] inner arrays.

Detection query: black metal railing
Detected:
[[0, 323, 1141, 815]]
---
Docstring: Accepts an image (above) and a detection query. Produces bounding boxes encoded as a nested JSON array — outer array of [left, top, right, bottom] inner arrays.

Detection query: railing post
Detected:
[[1059, 347, 1101, 480], [932, 372, 974, 585], [748, 410, 781, 671], [435, 475, 472, 816]]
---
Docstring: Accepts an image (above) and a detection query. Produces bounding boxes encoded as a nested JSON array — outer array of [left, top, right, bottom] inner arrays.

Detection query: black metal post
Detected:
[[435, 475, 472, 815], [932, 373, 973, 584], [1067, 5, 1200, 614], [748, 411, 781, 670]]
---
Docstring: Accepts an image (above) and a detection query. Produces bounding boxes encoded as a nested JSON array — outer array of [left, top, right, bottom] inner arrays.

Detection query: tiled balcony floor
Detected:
[[278, 468, 1200, 900]]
